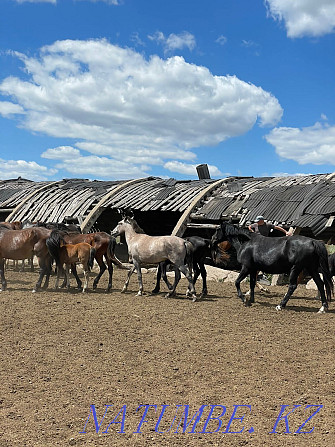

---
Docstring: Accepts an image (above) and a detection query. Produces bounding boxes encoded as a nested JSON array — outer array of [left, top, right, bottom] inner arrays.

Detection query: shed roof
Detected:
[[2, 173, 335, 237], [191, 173, 335, 236]]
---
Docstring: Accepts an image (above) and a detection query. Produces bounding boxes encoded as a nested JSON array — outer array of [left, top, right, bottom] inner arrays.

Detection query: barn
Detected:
[[2, 170, 335, 247]]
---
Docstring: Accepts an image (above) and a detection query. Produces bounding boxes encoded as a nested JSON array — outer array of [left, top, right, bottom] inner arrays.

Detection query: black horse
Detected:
[[152, 236, 211, 299], [213, 222, 333, 313]]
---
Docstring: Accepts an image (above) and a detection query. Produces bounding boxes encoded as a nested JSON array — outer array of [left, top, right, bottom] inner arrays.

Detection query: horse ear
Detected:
[[118, 209, 126, 219]]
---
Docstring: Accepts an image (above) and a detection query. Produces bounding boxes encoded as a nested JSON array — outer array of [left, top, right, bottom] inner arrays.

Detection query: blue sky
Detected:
[[0, 0, 335, 181]]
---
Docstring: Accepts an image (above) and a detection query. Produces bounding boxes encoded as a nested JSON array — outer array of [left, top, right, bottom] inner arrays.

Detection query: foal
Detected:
[[46, 231, 96, 292]]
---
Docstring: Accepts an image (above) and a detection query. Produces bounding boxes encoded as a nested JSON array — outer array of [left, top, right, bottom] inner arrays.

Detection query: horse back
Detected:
[[129, 234, 186, 264]]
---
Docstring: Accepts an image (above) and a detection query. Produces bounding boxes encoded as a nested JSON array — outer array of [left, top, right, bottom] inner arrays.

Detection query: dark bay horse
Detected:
[[0, 226, 52, 292], [46, 230, 126, 292], [111, 216, 197, 300], [213, 222, 333, 313]]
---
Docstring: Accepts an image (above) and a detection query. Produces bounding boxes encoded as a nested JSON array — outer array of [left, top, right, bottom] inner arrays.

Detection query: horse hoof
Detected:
[[192, 295, 198, 302], [92, 284, 97, 290], [318, 306, 327, 314], [32, 289, 37, 293], [121, 288, 127, 293], [244, 301, 251, 307], [276, 305, 283, 311]]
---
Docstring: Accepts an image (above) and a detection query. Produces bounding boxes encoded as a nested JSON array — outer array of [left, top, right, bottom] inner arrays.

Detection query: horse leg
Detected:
[[82, 266, 88, 293], [152, 262, 163, 294], [104, 256, 113, 292], [42, 257, 52, 290], [92, 256, 106, 290], [33, 256, 50, 293], [158, 260, 175, 294], [198, 261, 208, 298], [186, 262, 200, 298], [235, 266, 250, 304], [153, 261, 174, 294], [276, 266, 300, 311], [308, 270, 328, 313], [247, 270, 257, 306], [0, 258, 7, 291], [54, 263, 63, 289], [122, 265, 136, 293], [71, 264, 82, 289], [134, 260, 144, 296], [174, 263, 197, 302], [65, 265, 71, 290]]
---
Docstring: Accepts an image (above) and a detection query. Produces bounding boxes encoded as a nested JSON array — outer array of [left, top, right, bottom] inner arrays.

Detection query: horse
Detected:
[[212, 237, 270, 294], [152, 236, 211, 299], [0, 226, 52, 292], [46, 230, 95, 292], [0, 221, 23, 230], [46, 230, 126, 292], [36, 221, 82, 234], [111, 216, 197, 300], [213, 221, 333, 313]]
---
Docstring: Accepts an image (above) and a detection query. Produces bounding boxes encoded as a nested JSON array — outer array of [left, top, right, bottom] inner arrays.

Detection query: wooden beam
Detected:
[[187, 223, 220, 230], [171, 178, 229, 237], [80, 177, 146, 232]]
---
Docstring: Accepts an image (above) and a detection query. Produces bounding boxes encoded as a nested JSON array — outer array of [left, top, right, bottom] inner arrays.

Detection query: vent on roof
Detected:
[[196, 164, 211, 180]]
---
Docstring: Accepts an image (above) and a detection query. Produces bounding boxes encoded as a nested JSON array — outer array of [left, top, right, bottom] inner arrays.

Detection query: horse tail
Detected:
[[46, 229, 62, 266], [107, 236, 128, 269], [184, 240, 194, 274], [314, 240, 333, 302], [88, 247, 96, 270]]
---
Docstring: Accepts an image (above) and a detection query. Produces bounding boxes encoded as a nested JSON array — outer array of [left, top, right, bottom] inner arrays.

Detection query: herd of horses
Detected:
[[0, 215, 334, 313]]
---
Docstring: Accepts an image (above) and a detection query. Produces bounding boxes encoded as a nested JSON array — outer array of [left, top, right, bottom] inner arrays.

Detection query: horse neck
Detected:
[[123, 224, 139, 244]]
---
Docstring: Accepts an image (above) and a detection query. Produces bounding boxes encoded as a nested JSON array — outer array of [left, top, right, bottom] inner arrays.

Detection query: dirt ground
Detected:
[[1, 266, 335, 447]]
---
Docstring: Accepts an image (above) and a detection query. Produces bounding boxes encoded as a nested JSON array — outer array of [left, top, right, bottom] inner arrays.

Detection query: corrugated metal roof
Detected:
[[191, 174, 335, 236]]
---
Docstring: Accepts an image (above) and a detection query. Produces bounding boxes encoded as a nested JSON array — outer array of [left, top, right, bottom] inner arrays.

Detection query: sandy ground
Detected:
[[1, 267, 335, 447]]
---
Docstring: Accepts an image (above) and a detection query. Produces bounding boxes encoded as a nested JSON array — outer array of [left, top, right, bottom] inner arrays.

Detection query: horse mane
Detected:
[[221, 222, 251, 242], [126, 217, 145, 234], [46, 229, 67, 265], [0, 223, 11, 231]]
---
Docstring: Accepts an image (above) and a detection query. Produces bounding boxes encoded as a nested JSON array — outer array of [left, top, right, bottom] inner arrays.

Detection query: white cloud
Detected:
[[265, 121, 335, 165], [148, 31, 196, 53], [0, 158, 57, 181], [215, 35, 228, 46], [42, 146, 149, 180], [0, 101, 25, 116], [0, 39, 282, 179], [13, 0, 56, 3], [76, 0, 120, 4], [265, 0, 335, 38], [164, 161, 223, 177]]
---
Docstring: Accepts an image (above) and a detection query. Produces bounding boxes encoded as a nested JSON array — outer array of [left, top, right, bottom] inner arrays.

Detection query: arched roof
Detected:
[[2, 173, 335, 238]]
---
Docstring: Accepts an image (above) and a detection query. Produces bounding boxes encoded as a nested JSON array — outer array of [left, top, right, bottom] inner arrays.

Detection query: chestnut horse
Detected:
[[46, 231, 96, 292], [0, 226, 52, 292], [46, 230, 126, 292]]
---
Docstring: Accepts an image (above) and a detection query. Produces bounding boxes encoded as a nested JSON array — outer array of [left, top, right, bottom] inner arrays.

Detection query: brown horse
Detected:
[[0, 221, 23, 230], [46, 230, 126, 292], [47, 235, 96, 292], [0, 227, 52, 292]]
